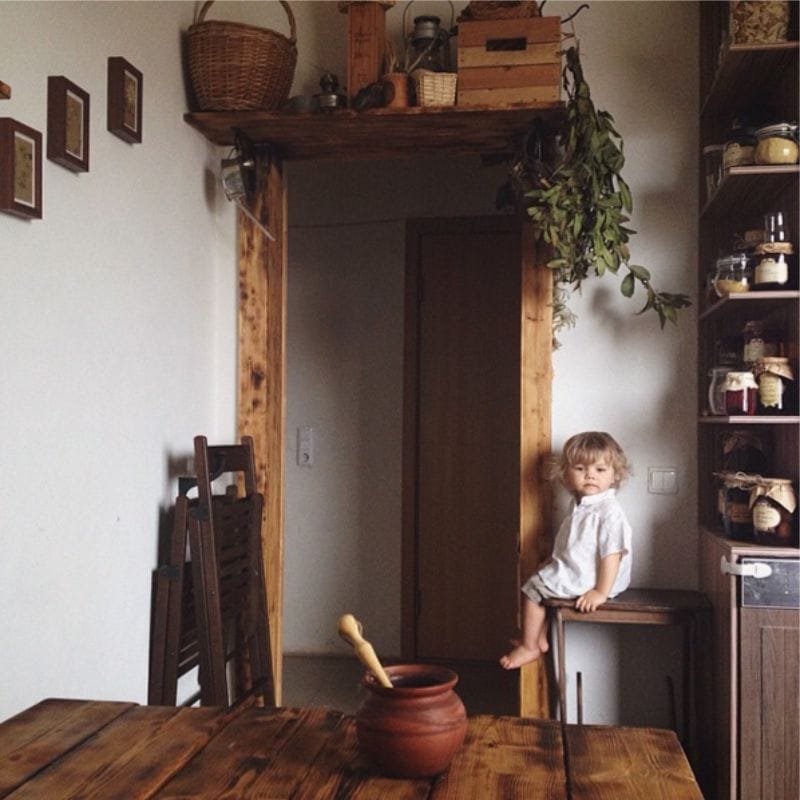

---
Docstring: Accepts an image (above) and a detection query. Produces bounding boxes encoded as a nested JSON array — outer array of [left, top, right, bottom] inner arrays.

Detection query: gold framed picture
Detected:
[[107, 56, 142, 144], [0, 117, 42, 219], [47, 76, 90, 172]]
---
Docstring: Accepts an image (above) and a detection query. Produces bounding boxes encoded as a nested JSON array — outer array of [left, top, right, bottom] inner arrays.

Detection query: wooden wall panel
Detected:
[[238, 155, 286, 702]]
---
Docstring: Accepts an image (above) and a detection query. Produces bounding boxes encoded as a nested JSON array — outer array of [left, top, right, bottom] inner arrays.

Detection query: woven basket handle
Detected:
[[196, 0, 297, 45]]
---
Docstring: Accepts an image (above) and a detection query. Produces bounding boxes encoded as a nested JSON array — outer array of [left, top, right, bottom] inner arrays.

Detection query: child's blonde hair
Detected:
[[551, 431, 631, 488]]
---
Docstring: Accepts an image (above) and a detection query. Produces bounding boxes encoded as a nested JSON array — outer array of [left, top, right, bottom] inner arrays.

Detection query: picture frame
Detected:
[[47, 76, 90, 172], [0, 117, 42, 219], [107, 56, 142, 143]]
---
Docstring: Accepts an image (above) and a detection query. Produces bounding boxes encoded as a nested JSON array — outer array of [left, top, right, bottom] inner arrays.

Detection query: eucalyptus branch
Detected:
[[509, 45, 690, 341]]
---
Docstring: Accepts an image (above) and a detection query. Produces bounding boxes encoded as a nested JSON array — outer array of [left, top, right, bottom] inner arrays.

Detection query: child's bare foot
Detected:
[[499, 637, 549, 670]]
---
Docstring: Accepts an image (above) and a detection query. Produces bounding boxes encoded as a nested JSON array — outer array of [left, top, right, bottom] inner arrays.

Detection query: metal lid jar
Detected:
[[754, 123, 799, 165]]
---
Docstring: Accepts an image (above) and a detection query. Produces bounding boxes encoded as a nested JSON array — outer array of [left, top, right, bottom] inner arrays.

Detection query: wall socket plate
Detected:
[[647, 467, 678, 495]]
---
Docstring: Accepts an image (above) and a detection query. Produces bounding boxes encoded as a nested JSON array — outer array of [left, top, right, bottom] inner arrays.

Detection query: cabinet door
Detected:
[[739, 606, 800, 800]]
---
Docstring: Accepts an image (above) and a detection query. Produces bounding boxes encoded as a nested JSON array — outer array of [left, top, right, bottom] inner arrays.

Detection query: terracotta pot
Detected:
[[356, 663, 467, 778]]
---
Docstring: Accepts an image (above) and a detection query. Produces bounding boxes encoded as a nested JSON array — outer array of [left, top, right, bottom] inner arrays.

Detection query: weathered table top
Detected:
[[0, 698, 703, 799]]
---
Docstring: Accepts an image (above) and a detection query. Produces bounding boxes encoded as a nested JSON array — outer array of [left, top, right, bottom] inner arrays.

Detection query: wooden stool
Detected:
[[543, 588, 710, 762]]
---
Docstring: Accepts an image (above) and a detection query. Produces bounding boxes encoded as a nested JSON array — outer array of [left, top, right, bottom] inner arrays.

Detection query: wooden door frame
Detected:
[[237, 162, 552, 715], [401, 216, 553, 717]]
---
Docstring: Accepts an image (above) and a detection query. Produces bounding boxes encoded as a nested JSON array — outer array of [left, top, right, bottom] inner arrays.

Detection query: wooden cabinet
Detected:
[[697, 4, 799, 799]]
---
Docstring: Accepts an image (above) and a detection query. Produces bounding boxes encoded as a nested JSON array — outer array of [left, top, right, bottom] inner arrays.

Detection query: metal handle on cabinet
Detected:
[[720, 556, 772, 579]]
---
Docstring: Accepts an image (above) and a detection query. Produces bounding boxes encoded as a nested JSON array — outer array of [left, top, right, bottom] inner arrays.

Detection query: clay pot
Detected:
[[356, 663, 467, 778]]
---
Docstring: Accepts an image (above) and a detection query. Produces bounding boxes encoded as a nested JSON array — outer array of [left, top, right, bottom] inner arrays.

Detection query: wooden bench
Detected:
[[543, 588, 711, 764]]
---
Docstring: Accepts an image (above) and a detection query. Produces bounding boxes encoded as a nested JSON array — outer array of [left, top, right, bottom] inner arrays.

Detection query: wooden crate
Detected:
[[456, 16, 561, 107], [339, 2, 392, 103]]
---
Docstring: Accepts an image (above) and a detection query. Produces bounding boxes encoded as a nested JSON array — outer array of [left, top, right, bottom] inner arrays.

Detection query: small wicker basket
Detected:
[[187, 0, 297, 111], [413, 70, 458, 106]]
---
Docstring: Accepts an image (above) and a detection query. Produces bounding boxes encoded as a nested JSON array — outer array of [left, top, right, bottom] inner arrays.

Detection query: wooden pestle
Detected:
[[337, 614, 393, 688]]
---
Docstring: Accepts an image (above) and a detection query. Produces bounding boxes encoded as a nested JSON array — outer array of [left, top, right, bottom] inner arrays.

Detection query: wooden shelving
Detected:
[[700, 164, 800, 220], [698, 289, 800, 321], [184, 102, 565, 160]]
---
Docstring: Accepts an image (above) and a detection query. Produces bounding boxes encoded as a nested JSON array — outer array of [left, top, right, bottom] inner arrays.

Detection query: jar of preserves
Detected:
[[750, 478, 797, 546], [755, 357, 796, 414], [708, 366, 734, 415], [723, 136, 755, 168], [742, 319, 784, 365], [754, 123, 799, 165], [719, 472, 756, 540], [712, 253, 751, 296], [723, 371, 758, 415], [753, 246, 794, 290]]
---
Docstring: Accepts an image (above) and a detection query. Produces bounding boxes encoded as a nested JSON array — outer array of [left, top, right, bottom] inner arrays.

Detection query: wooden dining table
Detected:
[[0, 698, 703, 799]]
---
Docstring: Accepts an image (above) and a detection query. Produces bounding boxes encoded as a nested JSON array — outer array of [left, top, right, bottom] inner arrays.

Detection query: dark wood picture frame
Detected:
[[107, 56, 142, 143], [47, 76, 90, 172], [0, 117, 42, 219]]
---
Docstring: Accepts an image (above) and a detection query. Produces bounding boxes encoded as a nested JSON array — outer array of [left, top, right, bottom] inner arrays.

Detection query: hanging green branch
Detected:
[[504, 46, 691, 341]]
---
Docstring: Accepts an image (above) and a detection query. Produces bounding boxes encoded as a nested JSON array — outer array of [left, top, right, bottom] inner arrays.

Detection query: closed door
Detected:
[[404, 217, 522, 662]]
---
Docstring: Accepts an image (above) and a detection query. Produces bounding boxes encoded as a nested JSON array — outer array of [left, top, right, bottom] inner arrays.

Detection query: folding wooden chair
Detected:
[[148, 435, 275, 708]]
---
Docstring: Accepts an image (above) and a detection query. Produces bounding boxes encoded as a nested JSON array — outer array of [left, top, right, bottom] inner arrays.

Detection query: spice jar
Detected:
[[723, 371, 758, 415], [755, 357, 796, 414], [750, 478, 797, 546], [753, 246, 794, 290], [742, 319, 784, 366], [713, 253, 751, 296], [754, 123, 799, 165]]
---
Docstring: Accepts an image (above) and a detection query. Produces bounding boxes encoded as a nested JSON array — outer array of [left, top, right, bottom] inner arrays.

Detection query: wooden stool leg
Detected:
[[576, 671, 583, 725], [555, 609, 567, 723]]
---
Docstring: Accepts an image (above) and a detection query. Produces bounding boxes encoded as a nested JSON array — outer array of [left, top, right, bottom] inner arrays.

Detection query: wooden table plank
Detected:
[[291, 710, 431, 800], [431, 716, 566, 799], [0, 698, 134, 797], [565, 725, 704, 800], [8, 704, 236, 800]]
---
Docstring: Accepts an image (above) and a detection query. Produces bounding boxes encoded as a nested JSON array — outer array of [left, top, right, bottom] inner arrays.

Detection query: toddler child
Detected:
[[500, 431, 632, 670]]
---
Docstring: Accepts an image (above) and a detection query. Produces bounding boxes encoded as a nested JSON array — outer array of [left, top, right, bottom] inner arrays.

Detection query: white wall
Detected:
[[0, 1, 236, 722], [282, 0, 698, 728], [1, 0, 698, 729]]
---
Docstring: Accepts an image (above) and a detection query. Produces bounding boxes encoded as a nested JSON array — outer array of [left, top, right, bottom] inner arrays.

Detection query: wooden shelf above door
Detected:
[[184, 103, 565, 161]]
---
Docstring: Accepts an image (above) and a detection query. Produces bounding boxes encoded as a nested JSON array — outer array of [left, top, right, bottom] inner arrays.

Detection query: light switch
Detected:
[[648, 467, 678, 495], [297, 426, 314, 467]]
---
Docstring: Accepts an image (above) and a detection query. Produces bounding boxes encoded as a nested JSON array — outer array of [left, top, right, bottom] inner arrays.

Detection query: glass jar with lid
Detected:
[[755, 357, 796, 415], [712, 253, 751, 296], [750, 478, 797, 546], [742, 319, 784, 366], [754, 123, 799, 165], [723, 371, 758, 415], [708, 367, 735, 415], [718, 471, 757, 540]]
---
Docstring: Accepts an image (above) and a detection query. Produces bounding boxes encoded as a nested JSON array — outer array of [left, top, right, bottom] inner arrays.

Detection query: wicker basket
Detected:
[[457, 1, 541, 21], [188, 0, 297, 111], [413, 70, 458, 106]]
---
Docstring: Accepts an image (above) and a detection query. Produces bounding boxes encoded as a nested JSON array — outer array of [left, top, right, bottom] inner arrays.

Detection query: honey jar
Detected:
[[754, 123, 799, 165]]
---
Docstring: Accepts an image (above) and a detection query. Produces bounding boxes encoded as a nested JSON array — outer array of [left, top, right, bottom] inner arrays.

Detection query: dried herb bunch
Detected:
[[506, 46, 691, 341]]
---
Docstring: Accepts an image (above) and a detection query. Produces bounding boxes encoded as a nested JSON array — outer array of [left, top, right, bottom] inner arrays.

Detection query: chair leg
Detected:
[[555, 609, 567, 724], [576, 671, 583, 725]]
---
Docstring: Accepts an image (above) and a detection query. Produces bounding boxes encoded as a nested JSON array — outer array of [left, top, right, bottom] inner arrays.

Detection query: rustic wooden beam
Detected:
[[519, 222, 553, 718], [237, 154, 287, 702]]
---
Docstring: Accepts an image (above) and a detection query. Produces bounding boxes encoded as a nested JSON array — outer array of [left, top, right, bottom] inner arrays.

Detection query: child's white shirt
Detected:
[[538, 488, 632, 598]]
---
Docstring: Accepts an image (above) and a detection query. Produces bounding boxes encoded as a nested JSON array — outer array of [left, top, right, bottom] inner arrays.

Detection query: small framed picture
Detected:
[[0, 117, 42, 219], [47, 76, 90, 172], [107, 56, 142, 143]]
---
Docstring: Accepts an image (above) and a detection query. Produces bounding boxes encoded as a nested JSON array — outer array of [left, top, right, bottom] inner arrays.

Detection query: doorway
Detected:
[[402, 216, 526, 667]]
